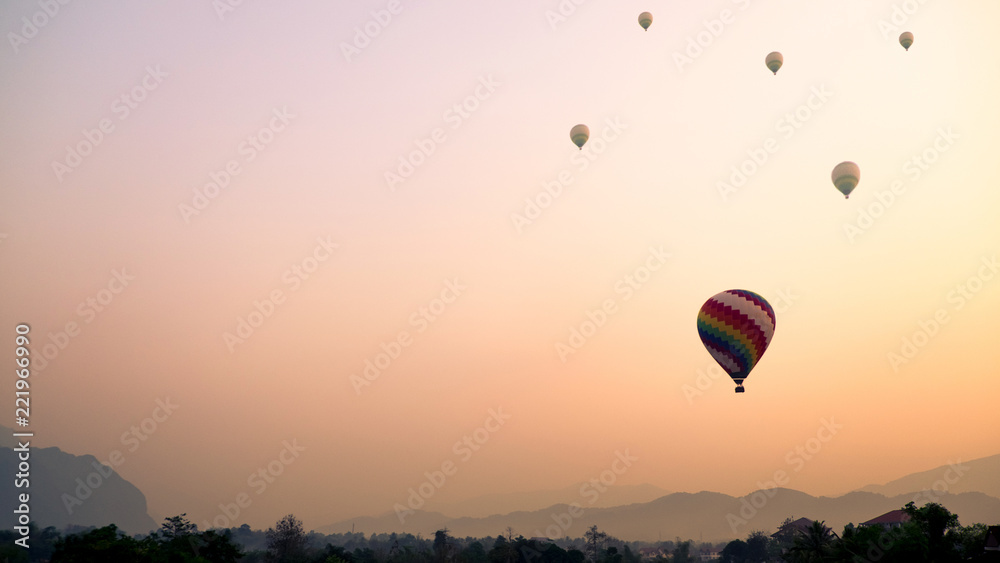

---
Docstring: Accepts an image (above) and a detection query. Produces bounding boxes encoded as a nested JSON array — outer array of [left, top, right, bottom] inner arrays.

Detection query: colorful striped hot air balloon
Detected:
[[696, 289, 776, 393]]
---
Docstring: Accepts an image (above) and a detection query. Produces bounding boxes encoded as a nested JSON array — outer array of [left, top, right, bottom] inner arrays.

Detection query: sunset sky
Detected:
[[2, 0, 999, 533]]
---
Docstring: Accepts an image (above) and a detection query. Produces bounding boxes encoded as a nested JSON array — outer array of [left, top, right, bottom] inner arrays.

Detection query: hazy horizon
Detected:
[[2, 1, 998, 533]]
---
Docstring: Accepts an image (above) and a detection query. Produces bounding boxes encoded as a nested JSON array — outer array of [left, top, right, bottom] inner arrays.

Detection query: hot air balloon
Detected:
[[570, 124, 589, 150], [697, 289, 776, 393], [831, 161, 860, 199], [765, 51, 783, 75], [899, 31, 913, 51], [638, 12, 653, 31]]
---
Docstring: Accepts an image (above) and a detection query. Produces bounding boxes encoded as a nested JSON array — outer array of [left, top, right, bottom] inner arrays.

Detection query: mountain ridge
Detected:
[[855, 453, 1000, 500], [423, 483, 671, 519], [318, 489, 1000, 542], [0, 443, 157, 535]]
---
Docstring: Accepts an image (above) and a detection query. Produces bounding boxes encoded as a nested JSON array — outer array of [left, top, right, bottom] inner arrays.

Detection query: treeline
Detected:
[[3, 501, 995, 562], [717, 502, 993, 563], [1, 515, 718, 563]]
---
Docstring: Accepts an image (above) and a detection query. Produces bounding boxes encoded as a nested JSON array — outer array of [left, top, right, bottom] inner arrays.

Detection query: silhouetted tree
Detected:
[[0, 529, 29, 563], [744, 531, 770, 563], [950, 522, 988, 560], [583, 526, 607, 563], [565, 547, 586, 563], [434, 530, 455, 563], [322, 543, 356, 563], [621, 545, 639, 563], [488, 535, 514, 563], [51, 524, 149, 562], [0, 522, 59, 563], [161, 514, 198, 539], [768, 517, 797, 559], [459, 541, 488, 563], [192, 529, 244, 563], [784, 521, 835, 562], [670, 540, 694, 563], [266, 514, 309, 563], [720, 539, 747, 563], [353, 546, 380, 563], [903, 501, 960, 562], [156, 513, 202, 561], [834, 520, 927, 562]]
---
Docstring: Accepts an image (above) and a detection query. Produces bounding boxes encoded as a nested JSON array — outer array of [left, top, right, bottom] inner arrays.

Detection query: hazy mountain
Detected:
[[424, 483, 671, 518], [318, 489, 1000, 542], [856, 454, 1000, 500], [0, 442, 157, 535]]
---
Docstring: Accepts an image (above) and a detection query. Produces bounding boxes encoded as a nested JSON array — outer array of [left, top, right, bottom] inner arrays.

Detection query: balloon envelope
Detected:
[[638, 12, 653, 30], [831, 161, 860, 198], [697, 289, 776, 393], [899, 31, 914, 51], [570, 124, 589, 149], [765, 51, 783, 74]]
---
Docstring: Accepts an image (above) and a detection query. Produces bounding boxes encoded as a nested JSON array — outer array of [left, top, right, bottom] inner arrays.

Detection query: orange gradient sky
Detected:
[[1, 0, 999, 533]]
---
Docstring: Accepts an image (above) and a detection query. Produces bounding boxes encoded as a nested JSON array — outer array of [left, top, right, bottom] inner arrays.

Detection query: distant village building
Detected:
[[697, 547, 721, 561], [985, 526, 1000, 551], [773, 517, 816, 537], [771, 517, 838, 540], [638, 547, 667, 559], [860, 509, 911, 530], [971, 525, 1000, 561]]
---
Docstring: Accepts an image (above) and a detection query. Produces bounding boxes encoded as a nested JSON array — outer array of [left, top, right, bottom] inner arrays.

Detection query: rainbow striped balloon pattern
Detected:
[[696, 289, 776, 392]]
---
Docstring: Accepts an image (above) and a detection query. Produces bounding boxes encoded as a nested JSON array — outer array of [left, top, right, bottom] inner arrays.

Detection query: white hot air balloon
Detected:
[[638, 12, 653, 31], [831, 161, 860, 199], [765, 52, 783, 75], [570, 124, 589, 150], [899, 31, 914, 51]]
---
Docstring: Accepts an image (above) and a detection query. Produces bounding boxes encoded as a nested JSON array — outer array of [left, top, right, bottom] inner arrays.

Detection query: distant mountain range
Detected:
[[319, 454, 1000, 542], [319, 490, 1000, 543], [856, 454, 1000, 499], [4, 426, 995, 543], [424, 483, 671, 519], [0, 430, 156, 535]]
